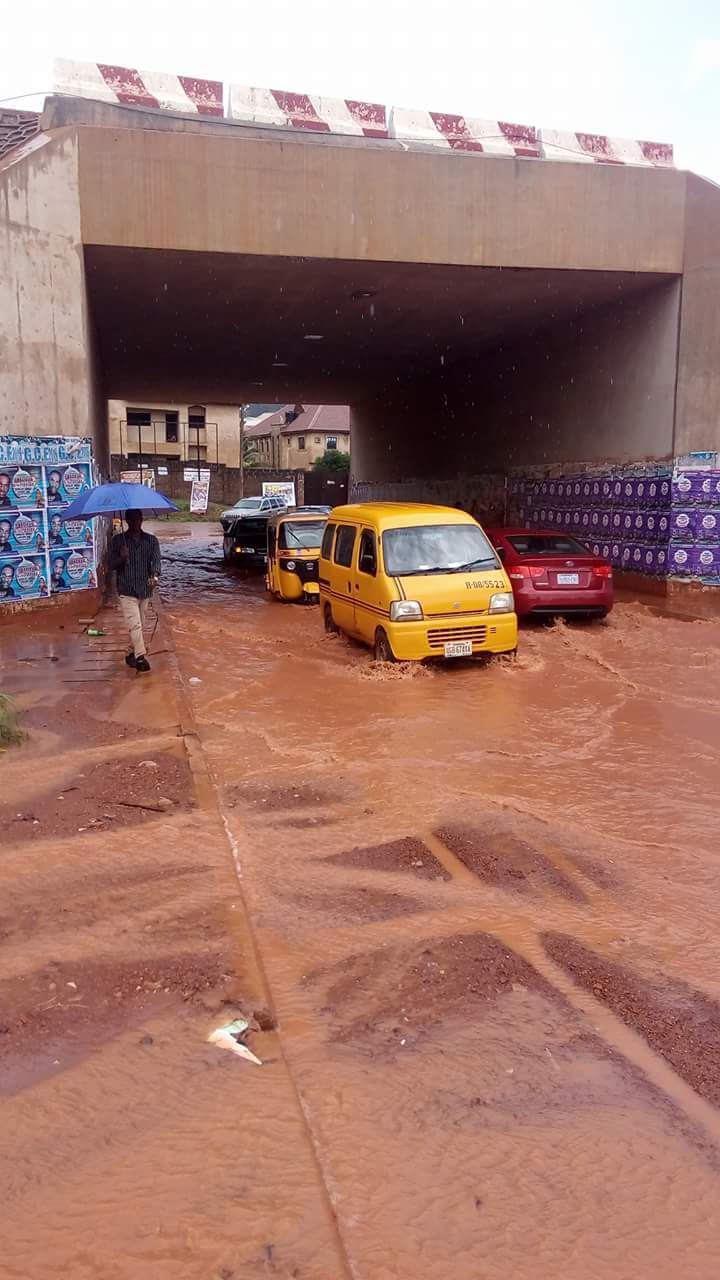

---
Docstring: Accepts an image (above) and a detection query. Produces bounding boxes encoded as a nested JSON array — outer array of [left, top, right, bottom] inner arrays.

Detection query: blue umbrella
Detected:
[[61, 481, 179, 520]]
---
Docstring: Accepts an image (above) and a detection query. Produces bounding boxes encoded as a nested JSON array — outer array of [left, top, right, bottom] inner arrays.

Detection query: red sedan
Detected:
[[487, 528, 614, 619]]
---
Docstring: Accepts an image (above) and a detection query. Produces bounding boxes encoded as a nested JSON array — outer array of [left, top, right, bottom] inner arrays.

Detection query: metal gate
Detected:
[[303, 468, 348, 507]]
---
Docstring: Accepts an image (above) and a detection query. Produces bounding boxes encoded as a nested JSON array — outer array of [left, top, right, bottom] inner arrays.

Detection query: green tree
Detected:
[[243, 438, 259, 467], [313, 448, 350, 472]]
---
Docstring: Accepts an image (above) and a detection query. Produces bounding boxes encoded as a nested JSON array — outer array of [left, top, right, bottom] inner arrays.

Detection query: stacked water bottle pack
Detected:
[[666, 469, 720, 578], [508, 465, 720, 579], [510, 468, 673, 576]]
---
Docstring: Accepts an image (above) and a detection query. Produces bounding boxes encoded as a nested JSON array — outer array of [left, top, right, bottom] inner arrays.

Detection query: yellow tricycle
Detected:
[[266, 508, 329, 603]]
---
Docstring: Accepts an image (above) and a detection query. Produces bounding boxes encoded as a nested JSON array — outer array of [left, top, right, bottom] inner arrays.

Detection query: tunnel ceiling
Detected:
[[85, 247, 676, 404]]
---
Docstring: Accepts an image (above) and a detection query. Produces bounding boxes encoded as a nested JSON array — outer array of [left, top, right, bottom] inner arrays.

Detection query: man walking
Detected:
[[109, 510, 161, 673]]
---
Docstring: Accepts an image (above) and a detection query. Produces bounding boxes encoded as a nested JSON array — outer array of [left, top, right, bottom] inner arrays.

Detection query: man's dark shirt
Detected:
[[109, 531, 161, 599]]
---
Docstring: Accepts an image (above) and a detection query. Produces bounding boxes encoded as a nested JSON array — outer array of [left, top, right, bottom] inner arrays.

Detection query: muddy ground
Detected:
[[2, 520, 720, 1279]]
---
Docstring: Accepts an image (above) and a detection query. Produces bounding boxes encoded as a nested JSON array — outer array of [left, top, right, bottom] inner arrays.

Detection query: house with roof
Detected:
[[107, 400, 349, 470], [245, 405, 350, 469], [0, 109, 40, 164]]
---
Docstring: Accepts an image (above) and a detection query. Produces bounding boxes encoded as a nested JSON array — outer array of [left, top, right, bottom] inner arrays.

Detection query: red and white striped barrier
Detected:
[[539, 129, 674, 167], [54, 59, 223, 117], [52, 60, 675, 169], [390, 107, 539, 157], [228, 85, 389, 137]]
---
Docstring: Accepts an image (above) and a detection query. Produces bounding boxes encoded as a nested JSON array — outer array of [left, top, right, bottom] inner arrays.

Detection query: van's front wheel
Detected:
[[374, 628, 397, 663], [324, 604, 339, 634]]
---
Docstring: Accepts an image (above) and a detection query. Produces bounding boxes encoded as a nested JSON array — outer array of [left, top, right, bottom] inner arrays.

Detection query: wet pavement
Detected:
[[3, 519, 720, 1278]]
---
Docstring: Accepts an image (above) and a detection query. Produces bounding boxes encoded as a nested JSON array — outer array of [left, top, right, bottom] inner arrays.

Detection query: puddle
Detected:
[[6, 522, 719, 1280]]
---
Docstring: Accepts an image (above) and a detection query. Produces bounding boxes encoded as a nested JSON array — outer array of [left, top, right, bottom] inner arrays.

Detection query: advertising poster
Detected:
[[0, 554, 49, 601], [49, 547, 97, 593], [0, 436, 97, 606], [45, 463, 92, 507], [0, 465, 45, 510], [47, 512, 94, 549], [190, 478, 210, 513], [0, 510, 46, 555], [262, 480, 296, 505], [120, 468, 156, 488]]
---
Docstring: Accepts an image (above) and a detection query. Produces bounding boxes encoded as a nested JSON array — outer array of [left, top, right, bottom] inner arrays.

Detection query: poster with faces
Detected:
[[47, 512, 94, 549], [0, 510, 46, 555], [0, 438, 97, 605], [0, 466, 45, 511], [0, 554, 49, 601], [45, 463, 92, 508], [49, 547, 97, 592]]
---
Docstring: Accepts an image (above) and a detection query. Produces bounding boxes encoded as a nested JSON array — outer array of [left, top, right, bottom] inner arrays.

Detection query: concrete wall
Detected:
[[77, 125, 686, 274], [109, 454, 303, 504], [0, 131, 105, 461], [351, 281, 681, 500], [351, 470, 508, 524], [468, 280, 680, 470], [674, 174, 720, 455]]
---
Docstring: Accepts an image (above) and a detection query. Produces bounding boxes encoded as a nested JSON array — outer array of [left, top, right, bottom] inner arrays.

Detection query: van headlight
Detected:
[[489, 592, 514, 613], [390, 600, 423, 621]]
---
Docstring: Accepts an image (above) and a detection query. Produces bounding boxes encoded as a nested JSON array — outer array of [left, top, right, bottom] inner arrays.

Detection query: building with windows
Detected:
[[245, 404, 350, 469], [108, 400, 350, 470], [108, 400, 247, 467]]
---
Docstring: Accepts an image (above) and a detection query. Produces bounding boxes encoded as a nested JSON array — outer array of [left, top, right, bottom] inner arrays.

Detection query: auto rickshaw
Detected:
[[266, 508, 329, 603]]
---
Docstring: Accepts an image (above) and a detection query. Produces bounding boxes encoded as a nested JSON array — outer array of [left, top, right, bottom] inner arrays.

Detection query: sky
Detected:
[[1, 0, 719, 181]]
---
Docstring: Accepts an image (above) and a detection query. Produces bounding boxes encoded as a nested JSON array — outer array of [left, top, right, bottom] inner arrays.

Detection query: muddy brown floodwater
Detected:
[[3, 519, 720, 1280]]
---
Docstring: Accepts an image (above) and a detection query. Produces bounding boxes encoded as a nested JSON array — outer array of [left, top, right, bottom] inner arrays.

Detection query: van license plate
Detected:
[[444, 640, 472, 658], [557, 573, 579, 585]]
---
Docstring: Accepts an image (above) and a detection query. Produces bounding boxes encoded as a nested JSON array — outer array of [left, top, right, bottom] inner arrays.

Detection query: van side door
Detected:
[[328, 523, 357, 633], [353, 527, 382, 642]]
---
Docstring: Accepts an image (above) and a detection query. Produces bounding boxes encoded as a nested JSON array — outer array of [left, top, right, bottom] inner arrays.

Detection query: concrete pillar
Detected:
[[673, 174, 720, 457], [0, 130, 106, 468]]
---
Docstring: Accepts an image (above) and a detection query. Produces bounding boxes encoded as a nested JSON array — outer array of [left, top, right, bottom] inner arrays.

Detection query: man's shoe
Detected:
[[125, 652, 137, 668], [135, 656, 151, 673]]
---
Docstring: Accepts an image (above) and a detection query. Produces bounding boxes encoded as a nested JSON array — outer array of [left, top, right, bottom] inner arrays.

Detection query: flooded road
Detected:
[[159, 522, 720, 1278], [2, 519, 720, 1279]]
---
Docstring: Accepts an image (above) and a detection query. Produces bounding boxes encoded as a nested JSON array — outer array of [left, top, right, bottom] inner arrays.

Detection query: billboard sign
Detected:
[[262, 480, 296, 505]]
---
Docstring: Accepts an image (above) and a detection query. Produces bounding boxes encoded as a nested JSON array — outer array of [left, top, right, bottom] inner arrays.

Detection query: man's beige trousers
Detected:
[[118, 594, 150, 658]]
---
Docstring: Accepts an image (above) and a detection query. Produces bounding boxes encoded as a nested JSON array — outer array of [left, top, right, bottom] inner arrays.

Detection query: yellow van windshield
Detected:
[[383, 524, 498, 576]]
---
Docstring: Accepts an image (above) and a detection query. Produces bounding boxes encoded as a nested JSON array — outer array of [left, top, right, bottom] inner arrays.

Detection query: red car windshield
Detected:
[[507, 534, 591, 556]]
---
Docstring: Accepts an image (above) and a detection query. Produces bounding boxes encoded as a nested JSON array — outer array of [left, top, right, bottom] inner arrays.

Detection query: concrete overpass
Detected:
[[1, 91, 719, 509]]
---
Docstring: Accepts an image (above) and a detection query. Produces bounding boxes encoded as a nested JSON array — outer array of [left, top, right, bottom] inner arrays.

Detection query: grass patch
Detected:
[[0, 693, 24, 749]]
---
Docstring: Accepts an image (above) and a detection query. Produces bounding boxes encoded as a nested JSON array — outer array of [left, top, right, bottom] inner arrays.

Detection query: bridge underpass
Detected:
[[2, 94, 719, 520], [85, 245, 680, 517]]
